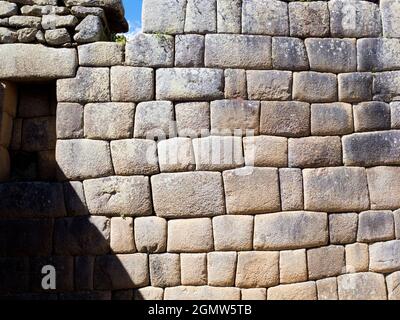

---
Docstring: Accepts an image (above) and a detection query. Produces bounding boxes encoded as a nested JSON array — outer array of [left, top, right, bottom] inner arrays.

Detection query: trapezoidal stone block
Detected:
[[369, 240, 400, 273], [367, 166, 400, 210], [164, 286, 240, 300], [337, 272, 387, 300], [151, 172, 225, 218], [303, 167, 370, 213], [254, 211, 328, 251], [267, 282, 317, 301]]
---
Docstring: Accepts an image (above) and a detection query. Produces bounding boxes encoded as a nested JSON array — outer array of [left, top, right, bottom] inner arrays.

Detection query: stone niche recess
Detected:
[[2, 0, 400, 302]]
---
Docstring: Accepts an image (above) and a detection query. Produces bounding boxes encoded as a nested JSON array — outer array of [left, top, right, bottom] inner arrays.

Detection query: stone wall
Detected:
[[1, 0, 400, 300]]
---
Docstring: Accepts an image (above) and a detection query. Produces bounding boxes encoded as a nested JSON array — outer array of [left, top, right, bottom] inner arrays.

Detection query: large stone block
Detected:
[[311, 103, 353, 136], [0, 44, 77, 80], [337, 273, 387, 300], [110, 139, 159, 176], [57, 67, 109, 103], [84, 176, 152, 217], [358, 38, 400, 72], [158, 137, 195, 173], [241, 289, 267, 301], [306, 38, 357, 73], [243, 136, 288, 168], [260, 101, 310, 137], [56, 139, 113, 180], [367, 167, 400, 210], [213, 215, 253, 251], [272, 37, 309, 71], [329, 0, 382, 37], [293, 72, 337, 103], [223, 167, 280, 215], [338, 73, 373, 103], [94, 254, 149, 290], [242, 0, 288, 36], [303, 167, 370, 212], [381, 0, 400, 38], [279, 249, 308, 284], [167, 218, 214, 253], [279, 168, 304, 211], [0, 182, 66, 219], [185, 0, 216, 33], [110, 66, 154, 102], [216, 0, 241, 33], [345, 243, 369, 273], [54, 216, 110, 255], [175, 102, 210, 137], [207, 252, 237, 287], [142, 0, 186, 34], [247, 70, 292, 100], [392, 102, 400, 129], [205, 34, 272, 69], [386, 271, 400, 300], [224, 69, 247, 99], [134, 287, 164, 301], [175, 34, 204, 67], [307, 246, 345, 280], [342, 131, 400, 166], [84, 103, 134, 140], [134, 217, 167, 253], [126, 33, 174, 68], [192, 136, 244, 171], [78, 42, 124, 67], [289, 1, 329, 37], [180, 253, 207, 286], [236, 251, 279, 288], [373, 71, 400, 102], [254, 211, 328, 250], [267, 282, 317, 301], [329, 213, 358, 245], [164, 286, 240, 300], [288, 136, 342, 168], [316, 278, 338, 301], [369, 240, 400, 273], [110, 217, 135, 254], [210, 99, 260, 136], [156, 68, 224, 101], [354, 101, 391, 132], [56, 103, 84, 139], [151, 172, 225, 218], [149, 254, 180, 288], [358, 211, 395, 243]]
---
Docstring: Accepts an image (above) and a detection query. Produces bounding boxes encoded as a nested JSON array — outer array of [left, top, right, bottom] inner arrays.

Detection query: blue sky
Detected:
[[123, 0, 143, 34]]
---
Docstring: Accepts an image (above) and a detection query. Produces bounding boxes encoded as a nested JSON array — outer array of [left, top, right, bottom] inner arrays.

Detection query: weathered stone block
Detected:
[[329, 213, 358, 245], [84, 103, 134, 140], [343, 131, 400, 166], [279, 168, 304, 211], [329, 0, 382, 37], [369, 240, 400, 273], [205, 34, 272, 69], [0, 1, 17, 17], [126, 33, 174, 68], [367, 167, 400, 210], [180, 254, 207, 286], [381, 0, 400, 38], [316, 278, 338, 301], [110, 139, 159, 176], [247, 70, 292, 101], [308, 246, 345, 280], [354, 102, 391, 132], [110, 217, 135, 254], [192, 136, 244, 171], [210, 99, 259, 136], [56, 103, 83, 139], [134, 217, 167, 253], [260, 101, 310, 137], [267, 282, 317, 301], [175, 34, 204, 67], [337, 273, 387, 300], [21, 116, 56, 152], [0, 182, 66, 219], [167, 218, 213, 253], [223, 167, 280, 215], [156, 68, 224, 101], [236, 251, 279, 288], [392, 102, 400, 129], [272, 37, 309, 71], [151, 172, 225, 218], [149, 254, 180, 288], [338, 73, 373, 103], [306, 38, 357, 73], [84, 176, 152, 217], [279, 249, 307, 284], [94, 254, 149, 290], [224, 69, 247, 99], [241, 289, 266, 300], [358, 211, 394, 243], [185, 0, 216, 33], [254, 211, 328, 250], [293, 72, 337, 103], [303, 167, 370, 212], [386, 271, 400, 300], [311, 103, 353, 136], [175, 102, 210, 138], [57, 67, 109, 103], [288, 136, 342, 168], [217, 0, 241, 33], [358, 38, 400, 72], [243, 136, 288, 167], [164, 286, 240, 300], [78, 42, 124, 67], [134, 287, 164, 301], [207, 252, 237, 287], [242, 0, 288, 36], [213, 215, 253, 251], [56, 139, 113, 180], [134, 101, 176, 139], [158, 137, 195, 173], [289, 1, 330, 37], [54, 216, 110, 255], [374, 71, 400, 102], [63, 181, 88, 216], [142, 0, 186, 34], [345, 243, 369, 273]]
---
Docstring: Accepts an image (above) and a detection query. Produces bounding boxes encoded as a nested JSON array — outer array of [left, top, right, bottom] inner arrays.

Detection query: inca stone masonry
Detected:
[[1, 0, 400, 300]]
